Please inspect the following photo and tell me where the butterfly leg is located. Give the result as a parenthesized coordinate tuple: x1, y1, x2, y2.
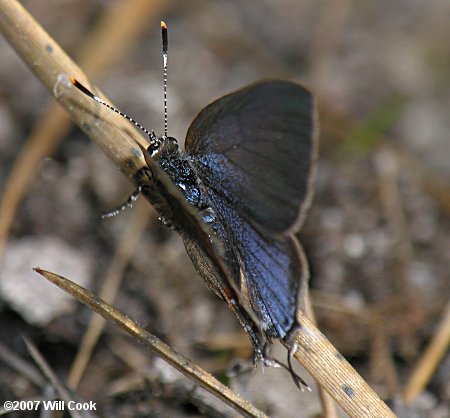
(252, 340, 310, 390)
(102, 185, 142, 218)
(285, 325, 311, 391)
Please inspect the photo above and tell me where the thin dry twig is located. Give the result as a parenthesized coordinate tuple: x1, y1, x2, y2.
(304, 293, 339, 418)
(289, 310, 397, 418)
(0, 1, 397, 417)
(367, 310, 400, 395)
(403, 298, 450, 404)
(34, 268, 269, 418)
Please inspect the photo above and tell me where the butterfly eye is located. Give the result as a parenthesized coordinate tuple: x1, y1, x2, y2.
(163, 136, 179, 153)
(147, 141, 160, 156)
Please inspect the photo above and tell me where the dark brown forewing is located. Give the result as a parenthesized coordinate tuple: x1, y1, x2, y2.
(185, 81, 318, 235)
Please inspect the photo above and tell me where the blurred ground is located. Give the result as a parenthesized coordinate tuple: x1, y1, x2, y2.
(0, 0, 449, 417)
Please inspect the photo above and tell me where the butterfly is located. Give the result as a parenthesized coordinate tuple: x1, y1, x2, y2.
(71, 21, 318, 389)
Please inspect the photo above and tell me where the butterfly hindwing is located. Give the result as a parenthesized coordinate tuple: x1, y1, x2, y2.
(206, 189, 305, 339)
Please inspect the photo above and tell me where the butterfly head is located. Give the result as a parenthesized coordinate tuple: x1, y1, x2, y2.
(147, 135, 179, 158)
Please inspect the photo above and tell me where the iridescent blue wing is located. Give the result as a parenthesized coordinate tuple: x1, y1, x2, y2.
(185, 81, 318, 236)
(206, 188, 306, 339)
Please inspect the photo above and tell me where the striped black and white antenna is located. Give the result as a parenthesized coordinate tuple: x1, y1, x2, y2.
(161, 20, 169, 139)
(69, 77, 159, 147)
(69, 22, 173, 148)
